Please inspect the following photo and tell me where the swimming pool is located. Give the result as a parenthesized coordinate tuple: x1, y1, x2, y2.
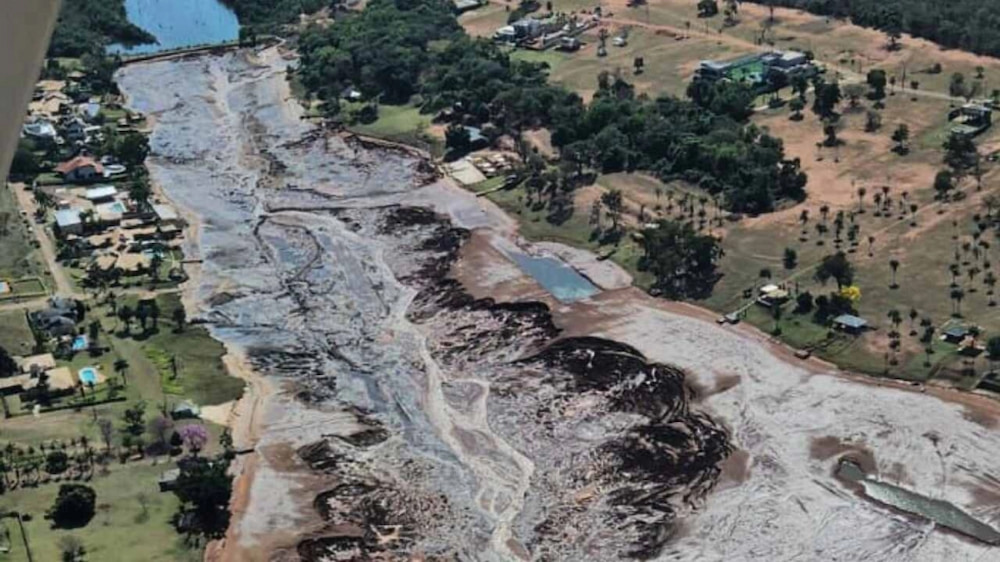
(71, 335, 88, 351)
(108, 201, 127, 214)
(79, 367, 98, 386)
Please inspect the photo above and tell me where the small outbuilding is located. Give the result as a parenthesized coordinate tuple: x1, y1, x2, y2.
(832, 314, 868, 334)
(158, 468, 181, 492)
(171, 400, 201, 420)
(54, 208, 83, 235)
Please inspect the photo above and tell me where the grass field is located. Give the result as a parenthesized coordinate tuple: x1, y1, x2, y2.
(0, 186, 45, 282)
(347, 103, 443, 155)
(0, 310, 35, 356)
(451, 1, 1000, 384)
(0, 464, 200, 562)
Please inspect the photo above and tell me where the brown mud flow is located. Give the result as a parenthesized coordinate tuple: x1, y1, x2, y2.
(116, 48, 733, 560)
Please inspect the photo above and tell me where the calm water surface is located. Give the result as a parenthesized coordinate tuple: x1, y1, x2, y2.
(108, 0, 239, 55)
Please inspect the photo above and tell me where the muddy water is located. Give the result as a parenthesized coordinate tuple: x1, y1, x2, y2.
(117, 50, 729, 560)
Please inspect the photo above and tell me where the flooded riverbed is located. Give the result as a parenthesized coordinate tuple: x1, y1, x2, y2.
(117, 47, 1000, 561)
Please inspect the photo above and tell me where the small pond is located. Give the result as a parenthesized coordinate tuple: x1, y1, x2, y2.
(507, 251, 599, 303)
(108, 0, 240, 55)
(838, 460, 1000, 545)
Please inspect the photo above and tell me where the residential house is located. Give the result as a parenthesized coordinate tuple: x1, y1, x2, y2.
(158, 468, 181, 492)
(153, 204, 183, 226)
(55, 155, 104, 183)
(171, 400, 201, 420)
(30, 298, 79, 338)
(84, 185, 118, 203)
(54, 208, 84, 236)
(22, 119, 60, 143)
(832, 314, 868, 335)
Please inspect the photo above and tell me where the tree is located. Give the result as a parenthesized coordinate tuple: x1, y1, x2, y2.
(112, 131, 150, 169)
(791, 73, 809, 100)
(46, 450, 70, 474)
(600, 189, 624, 233)
(880, 4, 903, 50)
(113, 358, 129, 387)
(867, 69, 887, 101)
(788, 97, 805, 120)
(0, 346, 17, 379)
(812, 79, 842, 118)
(891, 123, 909, 154)
(98, 418, 114, 453)
(58, 535, 86, 562)
(9, 139, 40, 179)
(783, 247, 798, 270)
(639, 220, 723, 299)
(844, 83, 865, 108)
(122, 400, 146, 438)
(951, 287, 965, 316)
(795, 291, 814, 313)
(172, 306, 187, 332)
(179, 424, 209, 456)
(950, 72, 967, 98)
(47, 484, 96, 528)
(987, 336, 1000, 373)
(127, 175, 152, 208)
(697, 0, 719, 18)
(889, 258, 900, 288)
(148, 416, 174, 453)
(173, 456, 233, 538)
(633, 56, 644, 75)
(933, 170, 954, 201)
(814, 252, 854, 289)
(865, 109, 882, 132)
(118, 305, 135, 335)
(943, 132, 979, 174)
(444, 123, 471, 154)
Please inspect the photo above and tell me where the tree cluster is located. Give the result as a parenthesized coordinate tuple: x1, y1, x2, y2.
(639, 220, 724, 299)
(47, 0, 155, 57)
(746, 0, 1000, 59)
(296, 1, 808, 215)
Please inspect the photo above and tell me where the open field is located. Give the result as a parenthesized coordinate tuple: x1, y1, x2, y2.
(0, 310, 35, 356)
(0, 464, 199, 562)
(450, 0, 1000, 384)
(0, 186, 46, 283)
(347, 103, 443, 155)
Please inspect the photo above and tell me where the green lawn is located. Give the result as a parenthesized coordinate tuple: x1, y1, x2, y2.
(348, 103, 442, 154)
(0, 187, 45, 282)
(0, 310, 35, 356)
(0, 464, 200, 562)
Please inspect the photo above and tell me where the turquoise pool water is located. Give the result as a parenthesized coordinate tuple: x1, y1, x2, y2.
(108, 0, 240, 55)
(79, 367, 98, 386)
(71, 336, 88, 351)
(108, 201, 127, 214)
(508, 252, 599, 303)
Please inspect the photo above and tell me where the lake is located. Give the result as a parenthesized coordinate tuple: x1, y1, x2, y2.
(108, 0, 239, 55)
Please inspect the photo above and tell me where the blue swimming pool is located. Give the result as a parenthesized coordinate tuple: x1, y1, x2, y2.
(108, 201, 127, 214)
(79, 367, 98, 386)
(71, 335, 88, 351)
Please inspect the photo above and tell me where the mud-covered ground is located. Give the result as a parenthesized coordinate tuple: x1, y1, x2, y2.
(117, 49, 730, 561)
(118, 47, 1000, 562)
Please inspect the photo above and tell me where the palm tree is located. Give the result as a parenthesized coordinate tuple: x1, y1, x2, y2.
(114, 358, 129, 387)
(908, 308, 919, 335)
(887, 309, 902, 333)
(857, 186, 867, 213)
(867, 235, 876, 256)
(985, 271, 997, 306)
(951, 288, 966, 316)
(889, 259, 900, 288)
(949, 263, 960, 287)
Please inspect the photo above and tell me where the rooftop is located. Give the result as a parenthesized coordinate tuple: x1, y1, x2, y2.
(84, 185, 118, 200)
(833, 314, 868, 329)
(55, 208, 82, 228)
(55, 155, 104, 175)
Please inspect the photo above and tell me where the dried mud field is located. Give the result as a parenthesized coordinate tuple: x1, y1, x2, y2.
(117, 47, 1000, 561)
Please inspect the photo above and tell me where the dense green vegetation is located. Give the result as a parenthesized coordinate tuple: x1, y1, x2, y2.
(298, 0, 461, 104)
(297, 0, 807, 214)
(222, 0, 328, 28)
(47, 0, 154, 57)
(749, 0, 1000, 58)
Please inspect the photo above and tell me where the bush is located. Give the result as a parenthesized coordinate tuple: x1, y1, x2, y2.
(46, 451, 70, 475)
(47, 484, 96, 528)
